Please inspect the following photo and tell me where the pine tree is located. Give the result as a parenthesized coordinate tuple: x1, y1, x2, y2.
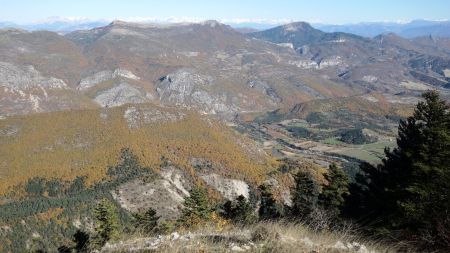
(258, 184, 282, 220)
(93, 198, 120, 247)
(178, 186, 212, 227)
(319, 163, 349, 216)
(73, 230, 90, 252)
(347, 90, 450, 247)
(221, 195, 256, 224)
(133, 208, 160, 234)
(291, 171, 319, 218)
(399, 90, 450, 246)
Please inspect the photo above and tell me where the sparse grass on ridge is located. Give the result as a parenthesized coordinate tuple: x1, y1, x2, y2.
(102, 221, 411, 253)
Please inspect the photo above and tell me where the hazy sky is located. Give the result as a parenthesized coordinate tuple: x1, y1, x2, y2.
(1, 0, 449, 24)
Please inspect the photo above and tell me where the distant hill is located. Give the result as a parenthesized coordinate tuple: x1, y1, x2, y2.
(233, 27, 260, 34)
(249, 21, 450, 94)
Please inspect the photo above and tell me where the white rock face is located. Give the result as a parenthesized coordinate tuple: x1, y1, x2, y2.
(0, 62, 70, 114)
(201, 173, 250, 200)
(113, 69, 140, 80)
(156, 69, 237, 114)
(318, 56, 343, 69)
(328, 38, 347, 43)
(288, 60, 319, 69)
(78, 71, 112, 90)
(94, 82, 148, 107)
(112, 167, 191, 220)
(362, 75, 378, 83)
(277, 43, 294, 49)
(78, 68, 140, 90)
(0, 62, 67, 90)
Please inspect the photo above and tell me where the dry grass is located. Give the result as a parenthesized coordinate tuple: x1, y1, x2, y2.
(103, 221, 407, 253)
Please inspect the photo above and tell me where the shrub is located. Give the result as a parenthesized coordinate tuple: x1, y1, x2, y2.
(258, 184, 283, 220)
(133, 208, 160, 234)
(339, 128, 374, 144)
(286, 126, 313, 139)
(221, 195, 256, 225)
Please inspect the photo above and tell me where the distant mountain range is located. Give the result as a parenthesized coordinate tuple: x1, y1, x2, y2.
(314, 19, 450, 38)
(0, 20, 109, 34)
(1, 19, 450, 38)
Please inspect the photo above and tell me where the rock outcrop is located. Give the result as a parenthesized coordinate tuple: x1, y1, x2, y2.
(112, 167, 191, 220)
(0, 62, 67, 90)
(201, 173, 250, 200)
(93, 82, 150, 107)
(78, 68, 140, 90)
(156, 69, 237, 114)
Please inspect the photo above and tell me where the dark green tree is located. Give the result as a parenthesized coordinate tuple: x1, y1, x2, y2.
(221, 195, 256, 225)
(133, 208, 160, 234)
(66, 176, 86, 195)
(25, 177, 47, 197)
(318, 163, 349, 216)
(178, 186, 212, 227)
(107, 148, 143, 180)
(291, 171, 319, 218)
(347, 90, 450, 248)
(73, 230, 90, 252)
(258, 184, 282, 220)
(93, 198, 120, 247)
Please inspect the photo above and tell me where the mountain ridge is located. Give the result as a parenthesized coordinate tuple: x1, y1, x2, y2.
(0, 19, 449, 119)
(2, 18, 450, 38)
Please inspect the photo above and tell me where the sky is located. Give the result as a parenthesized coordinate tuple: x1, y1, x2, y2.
(0, 0, 449, 25)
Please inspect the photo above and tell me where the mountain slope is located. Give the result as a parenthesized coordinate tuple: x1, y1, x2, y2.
(249, 22, 450, 95)
(0, 103, 271, 194)
(0, 21, 367, 117)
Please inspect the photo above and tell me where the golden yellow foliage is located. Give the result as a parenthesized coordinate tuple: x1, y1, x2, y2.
(210, 211, 229, 232)
(0, 104, 271, 194)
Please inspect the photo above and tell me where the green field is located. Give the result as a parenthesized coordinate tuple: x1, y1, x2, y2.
(334, 140, 396, 163)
